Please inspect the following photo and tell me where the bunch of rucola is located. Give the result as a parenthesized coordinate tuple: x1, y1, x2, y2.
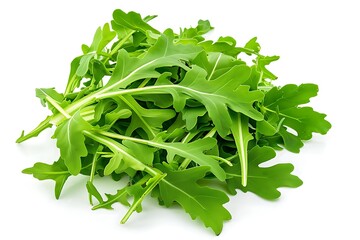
(17, 9, 331, 235)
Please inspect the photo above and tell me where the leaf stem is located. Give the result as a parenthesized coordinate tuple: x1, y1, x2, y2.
(45, 96, 71, 119)
(105, 31, 135, 62)
(83, 131, 158, 177)
(120, 174, 166, 224)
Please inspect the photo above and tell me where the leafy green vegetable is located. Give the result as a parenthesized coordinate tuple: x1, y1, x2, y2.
(225, 146, 303, 199)
(22, 158, 71, 199)
(158, 165, 231, 235)
(53, 111, 93, 175)
(18, 8, 331, 235)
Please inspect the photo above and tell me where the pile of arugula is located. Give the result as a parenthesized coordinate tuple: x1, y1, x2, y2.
(17, 9, 331, 235)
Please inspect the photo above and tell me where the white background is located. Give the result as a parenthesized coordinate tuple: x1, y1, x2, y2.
(0, 0, 359, 239)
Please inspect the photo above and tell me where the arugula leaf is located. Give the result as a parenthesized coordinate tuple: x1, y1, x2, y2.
(53, 112, 93, 175)
(226, 146, 303, 199)
(18, 8, 331, 235)
(156, 65, 263, 136)
(256, 55, 280, 80)
(158, 165, 231, 235)
(96, 132, 227, 181)
(22, 158, 70, 199)
(105, 30, 203, 89)
(36, 88, 69, 114)
(230, 113, 253, 186)
(118, 95, 175, 139)
(112, 9, 159, 34)
(260, 84, 332, 152)
(244, 37, 261, 54)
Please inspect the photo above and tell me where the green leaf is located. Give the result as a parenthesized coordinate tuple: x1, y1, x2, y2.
(244, 37, 261, 53)
(121, 174, 166, 223)
(76, 53, 95, 77)
(95, 132, 226, 181)
(96, 23, 116, 54)
(86, 181, 104, 204)
(230, 113, 253, 187)
(35, 88, 69, 114)
(76, 23, 116, 77)
(105, 30, 203, 89)
(199, 37, 242, 57)
(83, 132, 149, 172)
(178, 19, 213, 43)
(118, 95, 175, 139)
(53, 112, 93, 175)
(104, 152, 123, 175)
(158, 165, 231, 235)
(93, 188, 129, 210)
(262, 84, 331, 152)
(22, 158, 70, 199)
(181, 107, 207, 130)
(256, 55, 280, 80)
(159, 138, 226, 181)
(225, 146, 303, 199)
(150, 65, 264, 137)
(122, 140, 155, 167)
(113, 9, 159, 34)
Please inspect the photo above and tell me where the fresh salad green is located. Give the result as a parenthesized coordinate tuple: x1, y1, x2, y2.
(18, 9, 331, 235)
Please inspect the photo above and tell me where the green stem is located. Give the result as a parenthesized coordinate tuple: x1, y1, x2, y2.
(83, 131, 158, 177)
(16, 116, 52, 143)
(64, 75, 79, 96)
(210, 156, 233, 166)
(104, 31, 135, 62)
(137, 78, 152, 88)
(120, 174, 166, 224)
(263, 106, 300, 122)
(45, 96, 71, 119)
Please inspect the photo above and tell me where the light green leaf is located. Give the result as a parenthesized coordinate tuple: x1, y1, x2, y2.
(104, 152, 123, 175)
(22, 158, 70, 199)
(256, 55, 280, 80)
(261, 84, 331, 152)
(96, 132, 226, 181)
(93, 188, 129, 210)
(105, 30, 203, 89)
(96, 23, 116, 54)
(151, 65, 264, 137)
(112, 9, 159, 34)
(158, 165, 231, 235)
(76, 53, 95, 77)
(244, 37, 261, 53)
(230, 113, 253, 187)
(225, 146, 303, 199)
(122, 140, 155, 167)
(159, 138, 226, 180)
(53, 112, 93, 175)
(118, 95, 175, 139)
(86, 181, 104, 204)
(35, 88, 69, 114)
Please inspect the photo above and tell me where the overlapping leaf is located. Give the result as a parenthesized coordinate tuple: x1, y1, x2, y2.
(18, 8, 331, 236)
(259, 84, 332, 152)
(105, 30, 203, 89)
(158, 165, 231, 235)
(225, 146, 303, 199)
(53, 112, 93, 175)
(151, 65, 264, 136)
